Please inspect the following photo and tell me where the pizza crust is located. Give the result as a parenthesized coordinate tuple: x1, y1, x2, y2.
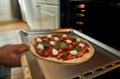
(28, 35, 95, 64)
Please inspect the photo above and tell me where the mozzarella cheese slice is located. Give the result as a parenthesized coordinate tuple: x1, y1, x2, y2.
(50, 41, 55, 45)
(47, 34, 52, 38)
(66, 39, 72, 43)
(62, 34, 67, 38)
(36, 38, 42, 42)
(38, 44, 44, 49)
(52, 49, 58, 55)
(76, 38, 81, 42)
(70, 50, 78, 55)
(79, 43, 85, 48)
(54, 37, 59, 41)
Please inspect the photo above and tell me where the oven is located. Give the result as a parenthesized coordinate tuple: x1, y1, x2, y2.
(60, 0, 120, 50)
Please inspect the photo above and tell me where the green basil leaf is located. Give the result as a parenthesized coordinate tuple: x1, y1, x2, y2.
(43, 40, 50, 43)
(71, 38, 76, 42)
(38, 50, 45, 54)
(43, 43, 49, 47)
(71, 47, 80, 52)
(52, 45, 58, 49)
(59, 42, 67, 49)
(60, 53, 67, 58)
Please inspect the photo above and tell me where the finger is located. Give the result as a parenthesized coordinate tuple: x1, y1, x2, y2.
(14, 44, 29, 53)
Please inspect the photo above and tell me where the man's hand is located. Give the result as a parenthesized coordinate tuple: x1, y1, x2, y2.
(0, 44, 29, 67)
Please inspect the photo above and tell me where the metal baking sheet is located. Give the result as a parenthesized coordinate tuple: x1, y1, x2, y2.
(17, 28, 120, 79)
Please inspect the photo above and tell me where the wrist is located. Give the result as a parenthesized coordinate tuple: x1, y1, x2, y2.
(0, 47, 4, 65)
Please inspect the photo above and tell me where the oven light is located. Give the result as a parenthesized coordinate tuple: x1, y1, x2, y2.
(117, 2, 120, 8)
(81, 10, 86, 12)
(76, 13, 85, 17)
(110, 2, 120, 8)
(76, 22, 84, 25)
(77, 4, 86, 8)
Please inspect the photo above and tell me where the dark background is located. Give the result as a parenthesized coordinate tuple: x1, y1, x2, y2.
(60, 0, 120, 50)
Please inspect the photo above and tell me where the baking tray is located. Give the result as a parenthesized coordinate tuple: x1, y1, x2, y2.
(17, 28, 120, 79)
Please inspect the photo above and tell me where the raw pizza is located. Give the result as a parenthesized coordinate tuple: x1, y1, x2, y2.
(29, 34, 94, 64)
